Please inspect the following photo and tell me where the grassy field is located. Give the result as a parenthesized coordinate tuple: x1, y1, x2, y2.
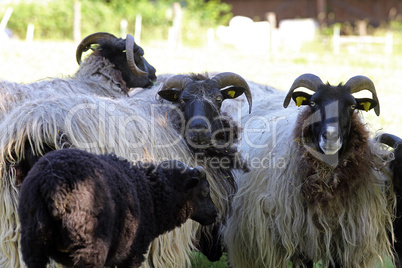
(1, 38, 401, 267)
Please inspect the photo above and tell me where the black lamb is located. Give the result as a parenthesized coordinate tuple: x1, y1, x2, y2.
(18, 148, 217, 268)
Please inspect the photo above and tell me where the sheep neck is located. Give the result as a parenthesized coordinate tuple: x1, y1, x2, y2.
(293, 110, 375, 209)
(147, 176, 189, 236)
(74, 53, 129, 96)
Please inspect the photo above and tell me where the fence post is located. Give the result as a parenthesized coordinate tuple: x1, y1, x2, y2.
(135, 14, 142, 45)
(0, 7, 13, 35)
(266, 12, 276, 53)
(73, 0, 81, 42)
(169, 2, 182, 49)
(333, 24, 340, 54)
(26, 23, 34, 42)
(207, 28, 215, 49)
(120, 19, 127, 38)
(385, 32, 393, 55)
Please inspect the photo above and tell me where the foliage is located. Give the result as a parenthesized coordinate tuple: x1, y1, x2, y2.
(191, 252, 228, 267)
(1, 0, 232, 45)
(4, 0, 74, 40)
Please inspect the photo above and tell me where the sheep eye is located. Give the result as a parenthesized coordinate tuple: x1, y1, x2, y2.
(350, 104, 356, 110)
(216, 96, 223, 103)
(310, 101, 316, 107)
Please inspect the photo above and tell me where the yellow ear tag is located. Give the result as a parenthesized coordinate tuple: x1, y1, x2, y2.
(227, 90, 236, 98)
(295, 96, 307, 107)
(362, 102, 371, 112)
(174, 93, 179, 100)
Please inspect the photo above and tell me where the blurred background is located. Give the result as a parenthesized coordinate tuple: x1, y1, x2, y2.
(1, 0, 401, 136)
(0, 1, 402, 267)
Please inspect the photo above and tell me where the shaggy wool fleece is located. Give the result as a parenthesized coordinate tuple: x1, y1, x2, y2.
(224, 106, 394, 267)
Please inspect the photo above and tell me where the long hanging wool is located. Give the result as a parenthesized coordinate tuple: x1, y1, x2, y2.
(0, 91, 243, 267)
(0, 53, 133, 121)
(223, 92, 395, 267)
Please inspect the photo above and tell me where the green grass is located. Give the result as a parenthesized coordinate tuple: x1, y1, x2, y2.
(191, 252, 395, 267)
(190, 252, 228, 268)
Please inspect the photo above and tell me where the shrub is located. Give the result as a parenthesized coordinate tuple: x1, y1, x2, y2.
(2, 0, 232, 45)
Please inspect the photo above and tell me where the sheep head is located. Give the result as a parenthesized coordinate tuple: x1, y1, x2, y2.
(158, 72, 252, 148)
(283, 73, 379, 156)
(76, 32, 156, 88)
(156, 160, 217, 226)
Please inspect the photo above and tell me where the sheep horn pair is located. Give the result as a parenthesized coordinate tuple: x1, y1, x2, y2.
(76, 32, 147, 76)
(161, 72, 253, 114)
(283, 73, 380, 116)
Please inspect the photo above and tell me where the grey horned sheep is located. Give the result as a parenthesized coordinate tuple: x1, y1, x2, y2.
(0, 32, 156, 120)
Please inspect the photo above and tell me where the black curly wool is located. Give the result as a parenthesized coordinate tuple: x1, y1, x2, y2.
(18, 149, 203, 268)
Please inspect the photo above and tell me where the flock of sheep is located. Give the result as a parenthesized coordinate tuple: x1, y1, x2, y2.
(0, 31, 401, 268)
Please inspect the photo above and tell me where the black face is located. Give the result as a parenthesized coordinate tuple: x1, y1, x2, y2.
(156, 160, 217, 225)
(292, 85, 377, 156)
(99, 39, 156, 88)
(158, 79, 245, 149)
(188, 177, 217, 226)
(309, 87, 355, 155)
(179, 81, 224, 147)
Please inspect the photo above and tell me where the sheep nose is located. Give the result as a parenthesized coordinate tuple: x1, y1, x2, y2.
(189, 118, 209, 130)
(322, 130, 340, 142)
(188, 119, 211, 145)
(188, 128, 211, 145)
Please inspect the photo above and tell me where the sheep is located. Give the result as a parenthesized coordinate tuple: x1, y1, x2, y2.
(154, 72, 252, 261)
(0, 95, 200, 268)
(156, 72, 252, 201)
(18, 148, 217, 268)
(223, 74, 395, 267)
(0, 32, 156, 120)
(377, 132, 402, 268)
(0, 71, 252, 267)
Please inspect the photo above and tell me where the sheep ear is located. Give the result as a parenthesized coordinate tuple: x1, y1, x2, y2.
(157, 89, 182, 102)
(291, 92, 312, 107)
(184, 177, 200, 191)
(355, 98, 378, 113)
(221, 86, 246, 100)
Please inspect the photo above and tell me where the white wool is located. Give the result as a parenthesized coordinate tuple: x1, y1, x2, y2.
(0, 54, 129, 121)
(222, 83, 394, 267)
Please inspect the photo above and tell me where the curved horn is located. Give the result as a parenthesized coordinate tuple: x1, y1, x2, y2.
(283, 73, 324, 108)
(125, 34, 148, 76)
(344, 75, 380, 116)
(211, 72, 252, 114)
(376, 133, 402, 148)
(161, 75, 193, 91)
(76, 32, 117, 65)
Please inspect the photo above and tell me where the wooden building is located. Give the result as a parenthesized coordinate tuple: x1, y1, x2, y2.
(221, 0, 402, 26)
